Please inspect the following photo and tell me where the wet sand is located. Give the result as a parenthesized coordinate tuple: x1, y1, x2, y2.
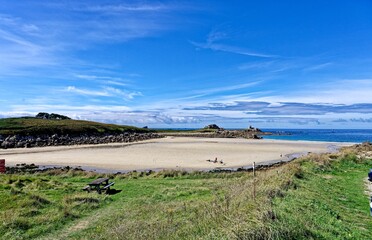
(0, 137, 351, 172)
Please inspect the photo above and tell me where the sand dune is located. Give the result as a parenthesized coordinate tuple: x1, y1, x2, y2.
(0, 137, 351, 172)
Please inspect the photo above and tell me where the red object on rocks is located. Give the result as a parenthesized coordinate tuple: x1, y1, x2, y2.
(0, 159, 5, 173)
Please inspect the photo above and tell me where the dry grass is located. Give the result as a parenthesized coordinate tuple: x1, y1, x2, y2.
(72, 162, 303, 240)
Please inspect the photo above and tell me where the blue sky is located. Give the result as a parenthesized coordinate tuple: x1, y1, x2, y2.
(1, 0, 372, 129)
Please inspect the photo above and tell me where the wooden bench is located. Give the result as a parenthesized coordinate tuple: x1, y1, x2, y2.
(83, 178, 115, 194)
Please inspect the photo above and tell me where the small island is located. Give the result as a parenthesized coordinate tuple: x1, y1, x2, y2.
(157, 123, 269, 139)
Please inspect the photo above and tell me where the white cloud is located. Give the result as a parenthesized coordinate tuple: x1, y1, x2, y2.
(82, 3, 174, 12)
(303, 62, 333, 71)
(66, 86, 111, 97)
(188, 81, 262, 97)
(191, 41, 277, 58)
(74, 74, 129, 86)
(104, 87, 142, 100)
(191, 28, 277, 58)
(258, 79, 372, 104)
(9, 104, 131, 113)
(0, 2, 189, 77)
(65, 86, 142, 100)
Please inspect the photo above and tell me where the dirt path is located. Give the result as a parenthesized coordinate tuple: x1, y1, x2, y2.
(41, 203, 117, 240)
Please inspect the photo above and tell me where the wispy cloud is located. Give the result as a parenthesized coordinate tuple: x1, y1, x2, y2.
(10, 104, 131, 113)
(81, 3, 174, 12)
(237, 58, 331, 74)
(184, 101, 372, 115)
(350, 118, 372, 123)
(303, 62, 333, 71)
(56, 2, 188, 43)
(66, 86, 142, 100)
(0, 27, 57, 74)
(247, 117, 321, 126)
(66, 86, 111, 97)
(0, 107, 200, 126)
(191, 41, 277, 58)
(191, 29, 277, 58)
(74, 74, 129, 86)
(191, 81, 261, 97)
(262, 79, 372, 104)
(0, 1, 189, 77)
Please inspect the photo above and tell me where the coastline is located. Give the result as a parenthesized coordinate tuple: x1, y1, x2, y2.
(0, 137, 352, 173)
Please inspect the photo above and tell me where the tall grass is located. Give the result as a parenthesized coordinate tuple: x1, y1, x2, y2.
(67, 163, 302, 239)
(0, 172, 109, 239)
(70, 148, 372, 239)
(2, 143, 372, 239)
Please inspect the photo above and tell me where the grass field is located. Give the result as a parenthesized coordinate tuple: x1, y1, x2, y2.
(0, 117, 148, 136)
(1, 146, 372, 239)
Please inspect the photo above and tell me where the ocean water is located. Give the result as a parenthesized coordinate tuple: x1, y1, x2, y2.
(261, 129, 372, 143)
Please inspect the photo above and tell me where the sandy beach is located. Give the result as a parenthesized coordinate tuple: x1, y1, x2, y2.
(0, 137, 351, 172)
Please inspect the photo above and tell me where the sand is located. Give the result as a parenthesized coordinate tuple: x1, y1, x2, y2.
(0, 137, 351, 172)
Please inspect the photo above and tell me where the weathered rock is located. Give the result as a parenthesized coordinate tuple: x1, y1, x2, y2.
(204, 124, 221, 130)
(16, 141, 26, 148)
(0, 132, 163, 149)
(159, 127, 267, 140)
(253, 134, 262, 139)
(1, 141, 14, 148)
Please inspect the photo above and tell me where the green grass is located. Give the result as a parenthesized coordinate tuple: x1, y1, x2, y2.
(1, 149, 372, 239)
(0, 171, 111, 239)
(0, 117, 149, 136)
(269, 154, 372, 239)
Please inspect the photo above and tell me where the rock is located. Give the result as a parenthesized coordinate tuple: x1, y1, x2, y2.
(1, 141, 14, 148)
(35, 112, 70, 120)
(16, 141, 25, 148)
(6, 135, 17, 142)
(204, 124, 221, 130)
(253, 134, 262, 139)
(0, 132, 163, 149)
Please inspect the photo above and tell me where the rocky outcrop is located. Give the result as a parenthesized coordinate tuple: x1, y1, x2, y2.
(214, 129, 263, 139)
(35, 112, 71, 120)
(0, 132, 162, 149)
(204, 124, 222, 130)
(160, 128, 267, 139)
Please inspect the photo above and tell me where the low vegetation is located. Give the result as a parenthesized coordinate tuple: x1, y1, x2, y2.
(0, 117, 149, 136)
(1, 144, 372, 239)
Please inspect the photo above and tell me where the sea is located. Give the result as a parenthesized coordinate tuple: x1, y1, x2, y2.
(261, 129, 372, 143)
(158, 128, 372, 143)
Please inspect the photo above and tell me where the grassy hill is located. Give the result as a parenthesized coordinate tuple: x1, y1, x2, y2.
(0, 117, 148, 136)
